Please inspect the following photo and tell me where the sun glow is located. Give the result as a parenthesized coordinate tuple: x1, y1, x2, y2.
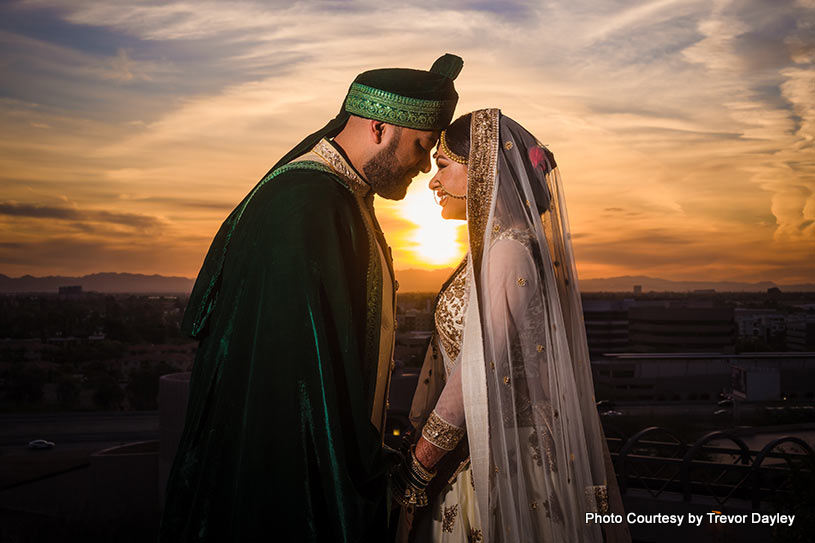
(379, 172, 467, 268)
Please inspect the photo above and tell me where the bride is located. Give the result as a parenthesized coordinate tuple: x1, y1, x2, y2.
(392, 109, 631, 542)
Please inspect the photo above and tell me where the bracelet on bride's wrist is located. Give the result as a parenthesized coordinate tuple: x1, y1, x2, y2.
(391, 446, 437, 508)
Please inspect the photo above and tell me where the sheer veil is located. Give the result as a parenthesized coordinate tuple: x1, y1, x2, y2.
(460, 109, 629, 542)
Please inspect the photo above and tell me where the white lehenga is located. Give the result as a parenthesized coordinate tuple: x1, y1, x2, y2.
(415, 236, 576, 542)
(420, 259, 482, 542)
(407, 109, 631, 543)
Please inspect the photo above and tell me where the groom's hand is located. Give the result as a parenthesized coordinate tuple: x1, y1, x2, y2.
(394, 502, 415, 542)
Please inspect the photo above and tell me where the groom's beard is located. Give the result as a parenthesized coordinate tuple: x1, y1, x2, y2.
(363, 130, 414, 200)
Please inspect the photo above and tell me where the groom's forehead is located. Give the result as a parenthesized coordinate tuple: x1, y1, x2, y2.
(410, 128, 441, 145)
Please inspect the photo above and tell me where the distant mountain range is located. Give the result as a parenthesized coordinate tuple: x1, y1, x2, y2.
(578, 275, 815, 293)
(0, 273, 194, 293)
(1, 271, 813, 294)
(395, 271, 815, 293)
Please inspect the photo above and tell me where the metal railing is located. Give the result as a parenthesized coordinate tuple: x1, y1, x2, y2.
(610, 426, 815, 508)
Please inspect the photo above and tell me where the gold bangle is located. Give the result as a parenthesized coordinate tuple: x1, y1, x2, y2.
(394, 482, 430, 508)
(439, 130, 468, 164)
(390, 448, 436, 508)
(422, 411, 465, 451)
(411, 446, 437, 482)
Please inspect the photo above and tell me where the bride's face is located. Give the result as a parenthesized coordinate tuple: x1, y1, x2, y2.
(428, 149, 468, 220)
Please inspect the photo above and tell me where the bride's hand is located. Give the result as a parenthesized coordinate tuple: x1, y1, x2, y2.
(415, 435, 446, 470)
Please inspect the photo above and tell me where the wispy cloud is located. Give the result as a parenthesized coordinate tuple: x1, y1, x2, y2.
(0, 236, 205, 276)
(0, 201, 163, 231)
(1, 0, 813, 283)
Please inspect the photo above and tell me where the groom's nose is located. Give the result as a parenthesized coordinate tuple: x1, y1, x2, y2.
(418, 152, 432, 174)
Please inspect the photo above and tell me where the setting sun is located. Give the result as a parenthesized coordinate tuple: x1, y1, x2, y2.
(378, 171, 467, 269)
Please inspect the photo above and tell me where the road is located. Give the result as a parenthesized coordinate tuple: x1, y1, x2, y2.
(0, 411, 159, 453)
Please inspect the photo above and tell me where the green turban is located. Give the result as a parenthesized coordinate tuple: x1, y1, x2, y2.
(268, 53, 463, 174)
(345, 53, 463, 130)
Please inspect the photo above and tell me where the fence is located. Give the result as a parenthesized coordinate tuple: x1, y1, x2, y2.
(609, 426, 815, 508)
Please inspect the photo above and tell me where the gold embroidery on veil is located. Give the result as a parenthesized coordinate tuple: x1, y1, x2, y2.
(467, 109, 500, 275)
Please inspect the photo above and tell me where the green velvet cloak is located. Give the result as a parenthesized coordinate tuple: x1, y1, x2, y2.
(160, 163, 395, 542)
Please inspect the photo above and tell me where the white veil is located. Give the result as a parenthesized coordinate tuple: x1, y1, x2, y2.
(459, 109, 629, 542)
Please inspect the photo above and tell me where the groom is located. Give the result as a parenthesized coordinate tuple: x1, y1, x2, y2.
(160, 54, 463, 542)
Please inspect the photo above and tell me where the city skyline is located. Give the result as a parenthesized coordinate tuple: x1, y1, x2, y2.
(1, 0, 813, 283)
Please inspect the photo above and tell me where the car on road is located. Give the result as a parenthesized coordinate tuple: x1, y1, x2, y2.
(596, 400, 623, 416)
(27, 439, 55, 449)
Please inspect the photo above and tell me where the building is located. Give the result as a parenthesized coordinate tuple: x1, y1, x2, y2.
(787, 318, 815, 351)
(734, 308, 786, 342)
(396, 308, 434, 332)
(628, 306, 735, 353)
(592, 352, 815, 402)
(582, 299, 632, 357)
(58, 285, 82, 299)
(394, 330, 432, 368)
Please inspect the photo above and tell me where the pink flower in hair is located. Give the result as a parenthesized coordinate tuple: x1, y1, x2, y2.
(528, 145, 546, 169)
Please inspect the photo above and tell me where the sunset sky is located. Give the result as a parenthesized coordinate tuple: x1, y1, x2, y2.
(1, 0, 813, 284)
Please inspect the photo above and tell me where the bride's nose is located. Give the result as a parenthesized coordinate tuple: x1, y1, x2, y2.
(428, 176, 440, 190)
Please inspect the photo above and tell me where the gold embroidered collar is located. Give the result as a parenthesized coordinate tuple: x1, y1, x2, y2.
(311, 139, 371, 200)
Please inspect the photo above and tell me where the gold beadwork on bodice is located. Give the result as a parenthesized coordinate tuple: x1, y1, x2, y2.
(434, 261, 468, 364)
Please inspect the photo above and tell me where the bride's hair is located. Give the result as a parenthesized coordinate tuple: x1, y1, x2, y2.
(446, 111, 556, 217)
(443, 113, 472, 159)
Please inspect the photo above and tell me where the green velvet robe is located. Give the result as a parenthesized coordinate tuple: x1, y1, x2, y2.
(160, 162, 396, 542)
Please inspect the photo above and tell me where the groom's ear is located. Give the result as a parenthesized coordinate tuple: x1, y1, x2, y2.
(368, 120, 386, 145)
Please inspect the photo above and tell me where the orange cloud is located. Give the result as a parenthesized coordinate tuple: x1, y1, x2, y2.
(1, 0, 813, 285)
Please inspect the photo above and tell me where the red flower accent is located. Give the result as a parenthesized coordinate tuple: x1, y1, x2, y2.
(528, 146, 545, 169)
